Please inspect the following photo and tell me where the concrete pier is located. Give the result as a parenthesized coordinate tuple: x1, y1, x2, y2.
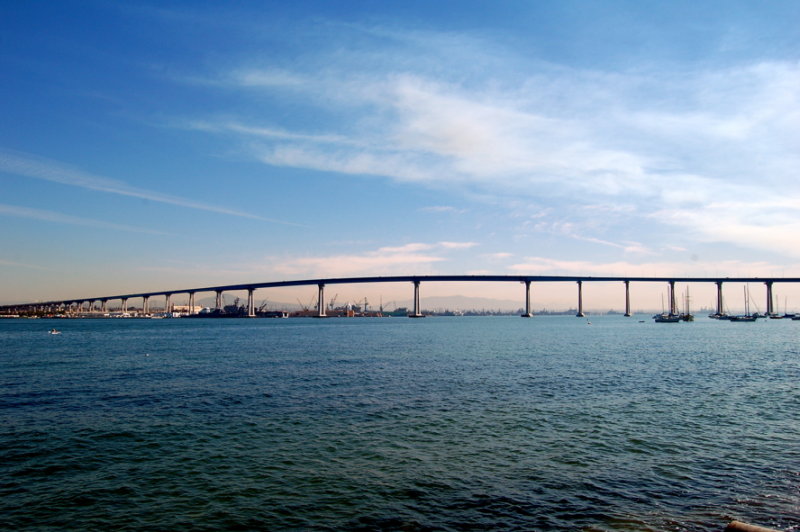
(247, 288, 255, 317)
(624, 280, 631, 317)
(188, 292, 195, 315)
(215, 290, 223, 311)
(142, 296, 150, 315)
(317, 284, 326, 317)
(410, 280, 423, 317)
(765, 281, 774, 315)
(668, 280, 677, 315)
(521, 280, 532, 317)
(576, 281, 585, 317)
(716, 281, 724, 316)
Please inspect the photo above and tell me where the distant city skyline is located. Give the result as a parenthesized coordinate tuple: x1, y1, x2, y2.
(2, 1, 799, 307)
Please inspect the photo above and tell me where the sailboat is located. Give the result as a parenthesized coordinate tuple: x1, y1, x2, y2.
(730, 285, 757, 322)
(654, 293, 680, 322)
(680, 287, 694, 321)
(781, 296, 795, 319)
(770, 293, 785, 319)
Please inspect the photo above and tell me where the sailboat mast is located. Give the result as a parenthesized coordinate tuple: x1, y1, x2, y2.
(744, 285, 749, 316)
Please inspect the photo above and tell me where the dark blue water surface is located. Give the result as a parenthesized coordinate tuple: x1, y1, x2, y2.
(1, 316, 798, 531)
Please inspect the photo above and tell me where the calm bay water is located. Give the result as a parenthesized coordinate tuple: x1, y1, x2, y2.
(1, 316, 798, 531)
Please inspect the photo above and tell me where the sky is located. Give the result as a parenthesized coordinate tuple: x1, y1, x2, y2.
(1, 0, 799, 311)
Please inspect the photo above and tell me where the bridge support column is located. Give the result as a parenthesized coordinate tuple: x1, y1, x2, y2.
(716, 281, 724, 316)
(316, 284, 326, 317)
(624, 280, 631, 317)
(521, 280, 532, 317)
(215, 291, 223, 311)
(576, 281, 585, 317)
(101, 300, 107, 313)
(188, 292, 196, 315)
(121, 298, 128, 313)
(410, 280, 423, 317)
(669, 281, 677, 315)
(247, 288, 256, 317)
(765, 281, 774, 316)
(143, 296, 150, 315)
(164, 294, 171, 314)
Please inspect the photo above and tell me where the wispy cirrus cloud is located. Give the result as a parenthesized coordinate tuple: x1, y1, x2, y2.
(183, 120, 358, 147)
(507, 256, 798, 278)
(230, 68, 309, 89)
(0, 150, 302, 226)
(0, 203, 171, 235)
(0, 257, 51, 270)
(419, 205, 466, 215)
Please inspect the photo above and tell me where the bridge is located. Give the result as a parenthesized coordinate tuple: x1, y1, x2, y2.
(3, 275, 800, 318)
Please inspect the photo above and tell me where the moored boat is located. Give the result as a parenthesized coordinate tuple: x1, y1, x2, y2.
(654, 313, 681, 323)
(730, 285, 758, 322)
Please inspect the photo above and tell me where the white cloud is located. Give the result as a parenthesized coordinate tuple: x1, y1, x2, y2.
(378, 243, 435, 254)
(438, 241, 477, 249)
(269, 241, 478, 278)
(651, 197, 800, 258)
(178, 28, 800, 258)
(483, 252, 513, 260)
(212, 59, 800, 193)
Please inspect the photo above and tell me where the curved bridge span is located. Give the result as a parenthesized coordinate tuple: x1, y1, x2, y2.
(4, 275, 800, 318)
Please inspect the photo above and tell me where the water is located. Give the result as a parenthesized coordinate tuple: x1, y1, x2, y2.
(1, 316, 798, 531)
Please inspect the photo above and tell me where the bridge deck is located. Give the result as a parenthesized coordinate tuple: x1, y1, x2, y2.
(3, 275, 800, 309)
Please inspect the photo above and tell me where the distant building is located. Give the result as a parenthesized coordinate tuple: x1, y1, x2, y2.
(172, 305, 202, 314)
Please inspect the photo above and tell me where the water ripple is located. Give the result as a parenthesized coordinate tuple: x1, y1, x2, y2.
(1, 316, 798, 530)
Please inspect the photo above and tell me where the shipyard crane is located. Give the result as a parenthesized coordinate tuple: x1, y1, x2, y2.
(329, 293, 338, 311)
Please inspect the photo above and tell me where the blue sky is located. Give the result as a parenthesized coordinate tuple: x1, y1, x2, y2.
(2, 1, 799, 310)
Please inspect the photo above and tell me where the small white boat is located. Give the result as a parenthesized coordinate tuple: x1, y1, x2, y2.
(48, 328, 61, 335)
